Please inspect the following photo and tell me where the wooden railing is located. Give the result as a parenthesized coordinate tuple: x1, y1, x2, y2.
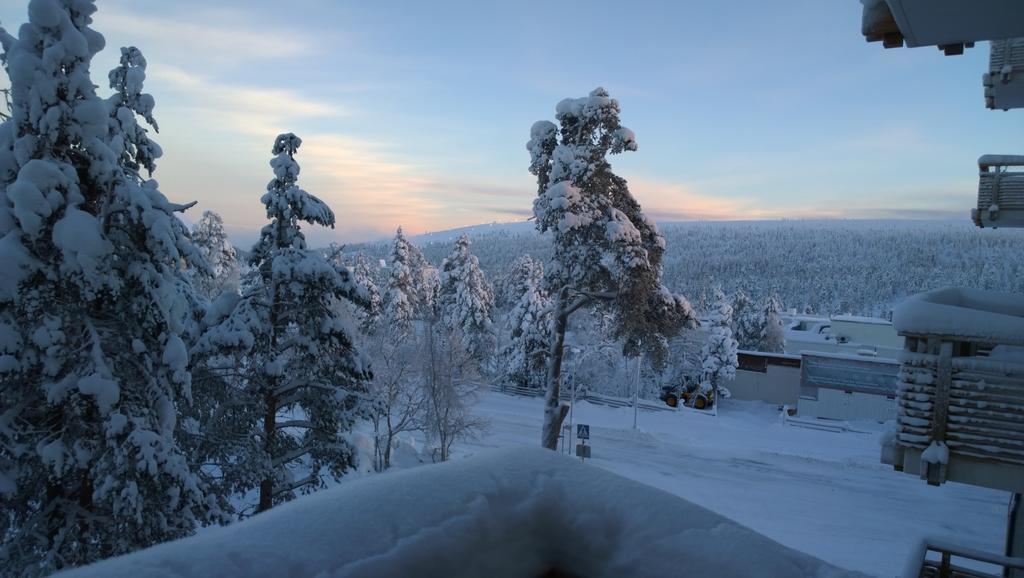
(913, 539, 1024, 578)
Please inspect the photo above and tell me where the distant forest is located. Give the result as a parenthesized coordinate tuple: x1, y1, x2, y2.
(347, 220, 1024, 318)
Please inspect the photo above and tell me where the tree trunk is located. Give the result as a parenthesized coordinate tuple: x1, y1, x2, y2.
(541, 287, 571, 450)
(257, 390, 276, 513)
(259, 296, 280, 513)
(383, 420, 393, 470)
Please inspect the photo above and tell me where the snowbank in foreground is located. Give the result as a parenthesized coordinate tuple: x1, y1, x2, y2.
(61, 448, 863, 578)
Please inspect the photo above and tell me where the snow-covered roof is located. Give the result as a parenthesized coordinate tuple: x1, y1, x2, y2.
(737, 349, 802, 361)
(978, 154, 1024, 168)
(800, 350, 900, 365)
(832, 315, 893, 326)
(892, 287, 1024, 345)
(62, 448, 862, 578)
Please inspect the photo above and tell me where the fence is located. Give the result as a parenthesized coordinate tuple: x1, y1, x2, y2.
(490, 383, 675, 413)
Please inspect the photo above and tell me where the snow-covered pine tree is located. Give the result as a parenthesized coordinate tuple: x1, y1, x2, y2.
(0, 5, 214, 572)
(439, 234, 495, 359)
(699, 287, 738, 397)
(730, 289, 759, 351)
(193, 133, 371, 514)
(757, 292, 786, 354)
(498, 256, 550, 390)
(191, 210, 240, 300)
(527, 87, 697, 449)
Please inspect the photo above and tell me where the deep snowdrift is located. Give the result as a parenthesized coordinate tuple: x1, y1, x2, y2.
(62, 447, 863, 578)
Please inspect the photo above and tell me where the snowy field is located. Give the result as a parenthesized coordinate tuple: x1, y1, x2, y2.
(434, 392, 1006, 578)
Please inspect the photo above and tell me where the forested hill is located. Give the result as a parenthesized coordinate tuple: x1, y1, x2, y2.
(344, 220, 1024, 317)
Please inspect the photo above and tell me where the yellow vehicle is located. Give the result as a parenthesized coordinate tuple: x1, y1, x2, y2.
(659, 379, 714, 410)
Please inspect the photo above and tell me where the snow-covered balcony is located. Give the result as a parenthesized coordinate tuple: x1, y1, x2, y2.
(61, 448, 860, 578)
(974, 155, 1024, 228)
(984, 38, 1024, 111)
(861, 0, 1024, 54)
(885, 288, 1024, 493)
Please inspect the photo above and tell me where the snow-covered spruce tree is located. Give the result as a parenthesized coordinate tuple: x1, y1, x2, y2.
(495, 254, 544, 310)
(439, 234, 495, 359)
(527, 87, 697, 449)
(193, 133, 370, 514)
(191, 210, 240, 300)
(730, 289, 759, 351)
(383, 227, 422, 336)
(350, 251, 382, 333)
(0, 5, 215, 573)
(756, 292, 786, 354)
(106, 46, 160, 181)
(699, 287, 738, 398)
(498, 256, 550, 390)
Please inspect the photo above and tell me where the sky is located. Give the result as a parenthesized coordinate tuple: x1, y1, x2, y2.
(2, 0, 1022, 247)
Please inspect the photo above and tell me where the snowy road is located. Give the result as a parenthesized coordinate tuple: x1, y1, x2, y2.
(456, 392, 1006, 578)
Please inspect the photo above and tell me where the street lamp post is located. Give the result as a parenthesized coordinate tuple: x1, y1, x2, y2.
(569, 347, 582, 453)
(633, 342, 643, 430)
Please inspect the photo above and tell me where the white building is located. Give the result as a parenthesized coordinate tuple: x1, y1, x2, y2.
(784, 314, 902, 359)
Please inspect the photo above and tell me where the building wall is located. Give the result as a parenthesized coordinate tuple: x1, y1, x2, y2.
(832, 319, 903, 350)
(730, 364, 801, 405)
(797, 388, 896, 422)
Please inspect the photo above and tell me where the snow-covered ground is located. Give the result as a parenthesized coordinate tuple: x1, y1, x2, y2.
(446, 392, 1006, 577)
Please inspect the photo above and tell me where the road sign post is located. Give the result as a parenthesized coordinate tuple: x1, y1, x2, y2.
(575, 424, 591, 461)
(576, 424, 589, 440)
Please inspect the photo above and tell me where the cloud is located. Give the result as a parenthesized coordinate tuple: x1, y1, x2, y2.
(629, 178, 761, 221)
(95, 5, 313, 64)
(153, 66, 346, 139)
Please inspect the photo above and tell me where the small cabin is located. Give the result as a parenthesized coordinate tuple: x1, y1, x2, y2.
(884, 287, 1024, 493)
(973, 155, 1024, 228)
(984, 38, 1024, 111)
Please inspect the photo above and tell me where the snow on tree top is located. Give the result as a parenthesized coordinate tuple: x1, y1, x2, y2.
(59, 448, 862, 578)
(892, 287, 1024, 345)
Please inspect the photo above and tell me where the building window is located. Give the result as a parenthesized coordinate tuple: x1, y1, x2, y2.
(738, 353, 768, 373)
